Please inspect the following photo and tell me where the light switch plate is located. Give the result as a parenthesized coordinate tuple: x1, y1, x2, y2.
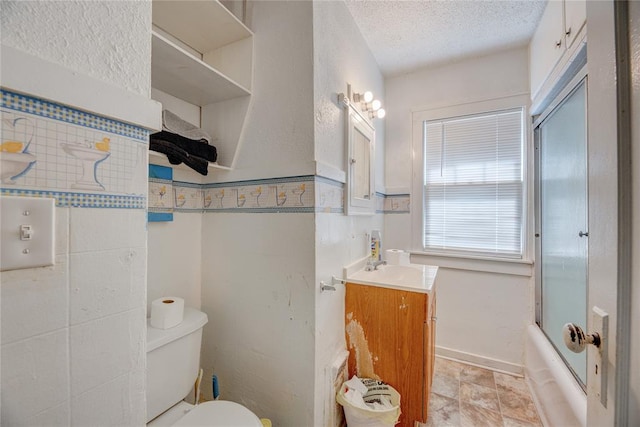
(1, 196, 55, 271)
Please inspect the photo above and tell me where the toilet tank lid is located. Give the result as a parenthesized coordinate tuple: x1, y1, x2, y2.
(147, 307, 208, 352)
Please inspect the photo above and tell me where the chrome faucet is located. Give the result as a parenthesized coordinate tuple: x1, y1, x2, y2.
(365, 258, 387, 271)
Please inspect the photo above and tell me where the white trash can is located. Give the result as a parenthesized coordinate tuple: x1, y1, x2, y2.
(336, 377, 401, 427)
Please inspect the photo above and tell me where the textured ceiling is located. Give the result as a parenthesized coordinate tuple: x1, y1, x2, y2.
(343, 0, 547, 76)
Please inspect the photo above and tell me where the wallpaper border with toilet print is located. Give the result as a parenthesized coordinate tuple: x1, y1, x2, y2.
(1, 89, 149, 209)
(160, 168, 411, 214)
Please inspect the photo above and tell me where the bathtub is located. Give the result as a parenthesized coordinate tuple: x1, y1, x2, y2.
(525, 325, 586, 427)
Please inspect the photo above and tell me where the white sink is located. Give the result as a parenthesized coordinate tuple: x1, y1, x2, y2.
(347, 263, 438, 294)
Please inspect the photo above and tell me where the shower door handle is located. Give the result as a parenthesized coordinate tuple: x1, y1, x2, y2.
(578, 231, 589, 237)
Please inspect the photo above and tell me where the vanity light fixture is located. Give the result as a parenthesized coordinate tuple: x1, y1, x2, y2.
(340, 84, 386, 120)
(353, 91, 373, 104)
(370, 108, 386, 119)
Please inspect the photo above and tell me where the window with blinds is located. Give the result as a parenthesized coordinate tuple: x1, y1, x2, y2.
(422, 108, 524, 258)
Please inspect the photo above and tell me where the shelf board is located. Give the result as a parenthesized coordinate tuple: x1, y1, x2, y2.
(151, 31, 250, 106)
(149, 150, 233, 171)
(152, 0, 252, 54)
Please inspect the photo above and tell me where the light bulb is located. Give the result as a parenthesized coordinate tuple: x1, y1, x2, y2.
(372, 99, 381, 111)
(376, 108, 386, 119)
(363, 91, 374, 103)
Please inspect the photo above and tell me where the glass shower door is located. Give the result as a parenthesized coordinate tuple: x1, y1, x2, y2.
(536, 79, 588, 386)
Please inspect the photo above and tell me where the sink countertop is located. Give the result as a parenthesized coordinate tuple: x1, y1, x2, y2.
(344, 260, 438, 294)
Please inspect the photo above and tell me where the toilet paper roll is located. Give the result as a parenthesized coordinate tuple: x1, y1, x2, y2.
(150, 297, 185, 329)
(385, 249, 410, 266)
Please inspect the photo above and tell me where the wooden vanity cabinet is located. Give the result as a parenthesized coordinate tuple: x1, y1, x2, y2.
(345, 282, 436, 427)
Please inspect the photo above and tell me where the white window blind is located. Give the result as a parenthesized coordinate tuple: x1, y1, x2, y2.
(423, 108, 524, 257)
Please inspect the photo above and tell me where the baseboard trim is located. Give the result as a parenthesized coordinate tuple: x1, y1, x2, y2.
(436, 346, 524, 376)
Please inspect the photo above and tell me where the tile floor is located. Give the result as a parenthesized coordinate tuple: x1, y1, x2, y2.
(426, 357, 543, 427)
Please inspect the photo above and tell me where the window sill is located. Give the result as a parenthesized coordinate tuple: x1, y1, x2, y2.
(409, 251, 533, 277)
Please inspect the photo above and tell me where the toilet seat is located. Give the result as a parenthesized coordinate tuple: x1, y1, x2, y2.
(173, 401, 263, 427)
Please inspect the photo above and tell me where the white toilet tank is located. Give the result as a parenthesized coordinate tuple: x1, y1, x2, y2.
(147, 307, 208, 423)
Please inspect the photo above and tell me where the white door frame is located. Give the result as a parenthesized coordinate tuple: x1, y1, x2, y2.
(585, 1, 632, 425)
(628, 1, 640, 424)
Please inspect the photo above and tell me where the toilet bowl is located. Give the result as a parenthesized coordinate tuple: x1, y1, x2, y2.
(146, 307, 262, 426)
(147, 400, 262, 427)
(175, 401, 261, 427)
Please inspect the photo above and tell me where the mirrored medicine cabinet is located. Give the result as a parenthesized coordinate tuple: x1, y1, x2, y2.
(343, 95, 376, 215)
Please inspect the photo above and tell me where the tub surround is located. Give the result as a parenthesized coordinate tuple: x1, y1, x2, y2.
(525, 325, 586, 426)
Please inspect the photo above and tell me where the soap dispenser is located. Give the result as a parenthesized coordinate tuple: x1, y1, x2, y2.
(371, 230, 382, 261)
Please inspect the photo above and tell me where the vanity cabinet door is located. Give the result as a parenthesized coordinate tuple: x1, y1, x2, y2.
(424, 292, 436, 417)
(345, 283, 434, 427)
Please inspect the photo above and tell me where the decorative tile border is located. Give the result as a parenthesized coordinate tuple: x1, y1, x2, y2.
(148, 165, 173, 221)
(202, 175, 316, 212)
(1, 89, 149, 209)
(315, 176, 344, 213)
(0, 188, 145, 208)
(1, 90, 148, 141)
(147, 161, 412, 215)
(380, 193, 410, 214)
(174, 181, 203, 211)
(0, 90, 410, 215)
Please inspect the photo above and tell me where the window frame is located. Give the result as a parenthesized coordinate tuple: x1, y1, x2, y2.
(411, 94, 533, 263)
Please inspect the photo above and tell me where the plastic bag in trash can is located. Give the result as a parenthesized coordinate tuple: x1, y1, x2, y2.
(336, 376, 401, 427)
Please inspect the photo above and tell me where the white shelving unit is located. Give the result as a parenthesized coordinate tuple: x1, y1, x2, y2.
(148, 150, 233, 171)
(150, 0, 253, 171)
(151, 31, 250, 106)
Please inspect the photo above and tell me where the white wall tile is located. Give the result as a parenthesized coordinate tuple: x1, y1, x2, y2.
(22, 402, 70, 427)
(69, 208, 146, 253)
(130, 142, 150, 196)
(2, 3, 151, 424)
(71, 369, 146, 427)
(1, 255, 68, 345)
(200, 213, 316, 423)
(55, 207, 69, 255)
(69, 248, 146, 324)
(127, 368, 147, 426)
(1, 330, 69, 425)
(147, 214, 201, 313)
(70, 308, 145, 397)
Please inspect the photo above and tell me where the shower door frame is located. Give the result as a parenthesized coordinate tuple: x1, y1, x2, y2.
(534, 67, 589, 390)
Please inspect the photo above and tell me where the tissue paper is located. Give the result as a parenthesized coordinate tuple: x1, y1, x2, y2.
(385, 249, 410, 265)
(150, 297, 185, 329)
